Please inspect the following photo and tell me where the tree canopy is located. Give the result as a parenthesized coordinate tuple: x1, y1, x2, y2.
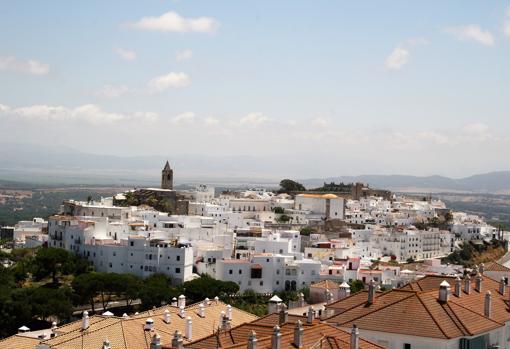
(278, 179, 306, 193)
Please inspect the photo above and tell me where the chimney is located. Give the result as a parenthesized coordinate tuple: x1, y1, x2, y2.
(179, 306, 186, 318)
(171, 297, 178, 307)
(205, 297, 210, 305)
(475, 273, 483, 293)
(226, 304, 232, 320)
(279, 304, 288, 325)
(350, 325, 359, 349)
(145, 318, 154, 331)
(150, 333, 162, 349)
(271, 326, 281, 349)
(220, 311, 226, 328)
(325, 289, 333, 304)
(178, 295, 186, 308)
(222, 313, 231, 330)
(185, 316, 192, 340)
(293, 320, 303, 349)
(464, 275, 471, 294)
(298, 293, 306, 307)
(438, 280, 451, 303)
(172, 331, 184, 349)
(164, 309, 171, 324)
(122, 313, 129, 319)
(51, 321, 57, 332)
(485, 291, 492, 317)
(307, 306, 314, 324)
(247, 331, 257, 349)
(339, 282, 351, 299)
(82, 311, 89, 330)
(367, 280, 376, 305)
(500, 277, 506, 295)
(102, 339, 111, 349)
(198, 303, 205, 317)
(214, 296, 220, 303)
(454, 277, 462, 297)
(479, 263, 485, 274)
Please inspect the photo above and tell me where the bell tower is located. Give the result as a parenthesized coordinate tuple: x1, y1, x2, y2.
(161, 161, 173, 190)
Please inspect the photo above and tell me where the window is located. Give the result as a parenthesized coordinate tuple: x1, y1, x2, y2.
(229, 269, 233, 275)
(403, 344, 411, 349)
(176, 256, 180, 261)
(259, 281, 263, 286)
(175, 268, 181, 273)
(130, 241, 134, 246)
(239, 270, 242, 274)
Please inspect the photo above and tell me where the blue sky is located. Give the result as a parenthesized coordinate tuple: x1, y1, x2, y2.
(0, 1, 509, 178)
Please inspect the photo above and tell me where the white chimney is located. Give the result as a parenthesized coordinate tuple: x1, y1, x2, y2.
(172, 330, 184, 349)
(485, 291, 492, 317)
(179, 306, 186, 318)
(350, 325, 359, 349)
(279, 304, 288, 325)
(82, 311, 89, 330)
(339, 282, 351, 299)
(464, 275, 471, 294)
(454, 277, 462, 297)
(293, 320, 303, 348)
(185, 316, 192, 340)
(307, 306, 314, 324)
(214, 296, 220, 303)
(164, 309, 171, 324)
(205, 298, 210, 305)
(145, 318, 154, 331)
(325, 288, 333, 304)
(122, 313, 129, 319)
(271, 326, 281, 349)
(178, 295, 186, 308)
(298, 293, 306, 307)
(171, 297, 178, 307)
(247, 330, 257, 349)
(151, 333, 162, 349)
(226, 304, 232, 320)
(367, 280, 376, 304)
(220, 311, 226, 328)
(51, 322, 57, 332)
(198, 303, 205, 317)
(500, 277, 506, 295)
(18, 326, 30, 334)
(475, 273, 483, 293)
(102, 339, 111, 349)
(479, 263, 485, 274)
(438, 280, 451, 303)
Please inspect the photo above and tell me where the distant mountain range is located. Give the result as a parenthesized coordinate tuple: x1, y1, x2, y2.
(300, 172, 510, 194)
(0, 142, 509, 193)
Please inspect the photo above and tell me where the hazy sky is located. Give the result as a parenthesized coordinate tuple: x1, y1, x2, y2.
(1, 1, 509, 178)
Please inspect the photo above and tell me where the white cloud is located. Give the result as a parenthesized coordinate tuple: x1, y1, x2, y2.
(171, 112, 195, 124)
(148, 72, 191, 93)
(0, 103, 157, 125)
(0, 56, 49, 75)
(204, 117, 219, 126)
(311, 117, 329, 128)
(446, 25, 494, 46)
(97, 84, 129, 98)
(239, 112, 269, 126)
(131, 11, 219, 34)
(114, 47, 137, 61)
(176, 49, 193, 62)
(384, 46, 409, 71)
(503, 8, 510, 37)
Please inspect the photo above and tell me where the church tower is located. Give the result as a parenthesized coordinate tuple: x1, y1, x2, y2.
(161, 161, 173, 190)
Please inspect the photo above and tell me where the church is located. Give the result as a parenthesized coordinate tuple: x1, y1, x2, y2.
(116, 161, 188, 215)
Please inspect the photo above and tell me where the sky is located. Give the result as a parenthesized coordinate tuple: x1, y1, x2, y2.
(0, 1, 509, 178)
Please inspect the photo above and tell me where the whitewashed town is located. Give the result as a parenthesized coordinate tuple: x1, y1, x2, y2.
(3, 162, 510, 349)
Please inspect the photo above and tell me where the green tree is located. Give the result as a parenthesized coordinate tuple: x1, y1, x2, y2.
(273, 207, 285, 214)
(29, 286, 73, 322)
(139, 274, 176, 310)
(32, 247, 73, 284)
(180, 275, 239, 303)
(72, 272, 102, 313)
(278, 179, 306, 193)
(349, 280, 364, 293)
